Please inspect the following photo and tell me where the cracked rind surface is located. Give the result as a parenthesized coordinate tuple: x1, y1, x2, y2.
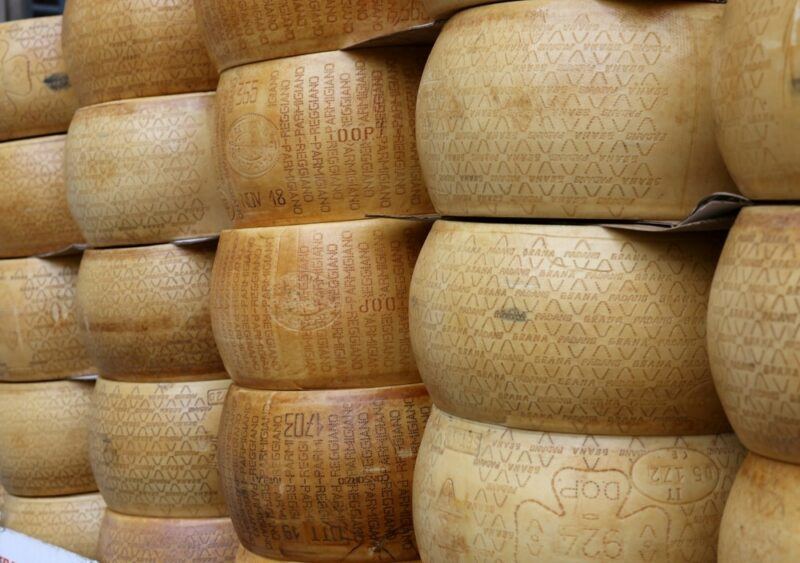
(65, 92, 231, 247)
(417, 0, 735, 220)
(712, 0, 800, 199)
(0, 379, 97, 496)
(0, 492, 105, 559)
(410, 220, 729, 435)
(0, 16, 78, 141)
(62, 0, 217, 106)
(414, 407, 745, 563)
(0, 135, 84, 258)
(708, 206, 800, 463)
(89, 378, 231, 517)
(76, 243, 225, 382)
(218, 383, 431, 561)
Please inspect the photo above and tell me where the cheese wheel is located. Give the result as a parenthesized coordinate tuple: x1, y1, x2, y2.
(195, 0, 432, 71)
(65, 93, 231, 248)
(0, 135, 84, 258)
(98, 510, 239, 562)
(211, 219, 429, 389)
(89, 378, 230, 517)
(712, 0, 799, 199)
(0, 379, 96, 497)
(0, 256, 94, 382)
(218, 383, 431, 561)
(415, 407, 744, 563)
(0, 16, 78, 142)
(409, 219, 728, 435)
(417, 0, 735, 220)
(216, 48, 433, 229)
(708, 207, 800, 464)
(76, 243, 225, 382)
(61, 0, 218, 107)
(718, 453, 800, 562)
(0, 492, 105, 559)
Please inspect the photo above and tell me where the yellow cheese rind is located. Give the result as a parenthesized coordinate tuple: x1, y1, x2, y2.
(415, 407, 745, 563)
(65, 93, 231, 247)
(0, 492, 105, 559)
(89, 378, 231, 517)
(211, 219, 429, 389)
(421, 0, 493, 18)
(718, 453, 800, 562)
(708, 207, 800, 463)
(195, 0, 432, 71)
(76, 243, 225, 382)
(417, 0, 735, 220)
(410, 220, 729, 435)
(235, 546, 301, 562)
(0, 379, 96, 497)
(98, 510, 239, 562)
(218, 384, 431, 561)
(0, 16, 78, 141)
(0, 256, 94, 382)
(712, 0, 800, 199)
(61, 0, 218, 106)
(216, 49, 433, 228)
(0, 135, 84, 258)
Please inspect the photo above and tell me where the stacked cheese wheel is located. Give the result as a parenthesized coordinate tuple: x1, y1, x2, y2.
(409, 2, 746, 561)
(57, 0, 240, 559)
(193, 2, 439, 559)
(707, 2, 800, 560)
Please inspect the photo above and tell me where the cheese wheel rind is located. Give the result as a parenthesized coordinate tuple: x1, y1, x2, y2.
(211, 219, 429, 389)
(66, 93, 231, 247)
(0, 256, 94, 382)
(61, 0, 218, 106)
(76, 243, 225, 382)
(98, 510, 239, 562)
(415, 407, 744, 563)
(718, 453, 800, 562)
(417, 0, 735, 220)
(218, 383, 431, 561)
(410, 219, 729, 435)
(216, 48, 433, 228)
(421, 0, 492, 18)
(0, 379, 97, 497)
(711, 0, 799, 199)
(89, 378, 231, 517)
(194, 0, 431, 71)
(0, 492, 105, 559)
(0, 135, 84, 258)
(0, 16, 78, 141)
(708, 206, 800, 463)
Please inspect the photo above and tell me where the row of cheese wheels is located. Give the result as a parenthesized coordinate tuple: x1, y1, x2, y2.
(3, 0, 796, 258)
(4, 215, 796, 442)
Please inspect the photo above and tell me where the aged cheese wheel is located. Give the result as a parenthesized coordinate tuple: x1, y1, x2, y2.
(718, 453, 800, 562)
(89, 378, 230, 517)
(712, 0, 799, 199)
(218, 383, 431, 561)
(76, 243, 225, 382)
(708, 206, 800, 464)
(195, 0, 432, 71)
(410, 219, 729, 435)
(0, 16, 78, 142)
(0, 135, 84, 258)
(98, 510, 239, 562)
(61, 0, 218, 107)
(211, 219, 429, 389)
(0, 379, 96, 496)
(216, 48, 433, 228)
(0, 492, 105, 558)
(65, 92, 231, 248)
(417, 0, 735, 220)
(0, 256, 94, 382)
(415, 407, 744, 563)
